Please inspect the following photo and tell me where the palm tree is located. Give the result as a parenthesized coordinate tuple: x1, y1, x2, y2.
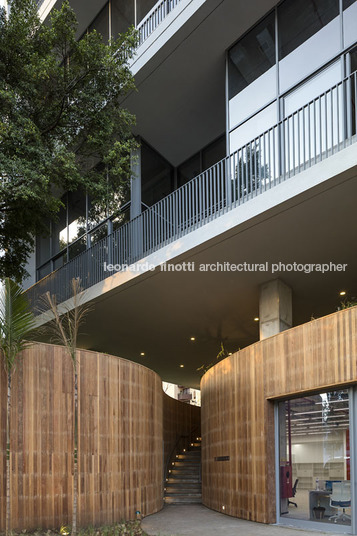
(0, 278, 36, 535)
(41, 278, 91, 536)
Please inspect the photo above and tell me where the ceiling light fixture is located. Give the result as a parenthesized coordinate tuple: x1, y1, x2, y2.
(180, 364, 184, 368)
(140, 352, 145, 356)
(254, 317, 259, 322)
(190, 337, 196, 341)
(340, 291, 346, 296)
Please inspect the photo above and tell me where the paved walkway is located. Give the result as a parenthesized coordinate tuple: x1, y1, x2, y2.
(142, 505, 345, 536)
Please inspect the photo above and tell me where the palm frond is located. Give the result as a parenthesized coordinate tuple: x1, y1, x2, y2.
(0, 278, 36, 374)
(39, 278, 92, 369)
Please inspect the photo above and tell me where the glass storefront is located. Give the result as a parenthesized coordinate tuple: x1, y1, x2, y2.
(278, 389, 352, 529)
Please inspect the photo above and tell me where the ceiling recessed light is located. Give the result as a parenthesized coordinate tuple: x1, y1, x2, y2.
(180, 364, 184, 368)
(140, 352, 145, 356)
(254, 317, 259, 322)
(339, 291, 346, 296)
(190, 336, 196, 341)
(228, 352, 232, 355)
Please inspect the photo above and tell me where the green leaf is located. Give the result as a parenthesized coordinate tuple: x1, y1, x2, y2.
(0, 278, 36, 373)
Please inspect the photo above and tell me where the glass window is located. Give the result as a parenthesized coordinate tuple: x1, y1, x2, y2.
(112, 207, 130, 231)
(67, 190, 87, 245)
(68, 241, 86, 261)
(37, 221, 51, 266)
(343, 0, 355, 9)
(141, 142, 173, 207)
(351, 48, 357, 73)
(279, 1, 340, 93)
(52, 195, 68, 255)
(228, 12, 275, 101)
(38, 262, 51, 280)
(90, 223, 108, 246)
(278, 0, 339, 60)
(282, 62, 343, 171)
(88, 2, 110, 43)
(53, 252, 67, 271)
(283, 61, 341, 116)
(278, 390, 351, 527)
(229, 102, 277, 153)
(111, 0, 135, 38)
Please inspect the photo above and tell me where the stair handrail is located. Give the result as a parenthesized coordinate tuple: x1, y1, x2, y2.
(164, 424, 201, 485)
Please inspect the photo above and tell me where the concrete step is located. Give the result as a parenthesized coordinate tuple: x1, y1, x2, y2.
(164, 440, 202, 505)
(176, 452, 201, 459)
(170, 470, 200, 477)
(172, 461, 200, 468)
(166, 477, 201, 484)
(164, 495, 202, 504)
(165, 487, 202, 494)
(166, 481, 201, 488)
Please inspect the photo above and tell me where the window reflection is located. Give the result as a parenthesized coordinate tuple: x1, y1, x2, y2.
(343, 0, 355, 10)
(278, 0, 339, 60)
(228, 12, 275, 100)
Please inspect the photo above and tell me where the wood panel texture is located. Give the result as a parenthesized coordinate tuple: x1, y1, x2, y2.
(163, 393, 201, 470)
(201, 306, 357, 524)
(0, 343, 163, 531)
(0, 364, 7, 527)
(77, 350, 163, 526)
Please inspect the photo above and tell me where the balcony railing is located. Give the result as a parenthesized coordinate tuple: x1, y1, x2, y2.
(26, 71, 357, 310)
(137, 0, 182, 46)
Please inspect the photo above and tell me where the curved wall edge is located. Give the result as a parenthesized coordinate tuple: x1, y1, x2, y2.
(201, 306, 357, 523)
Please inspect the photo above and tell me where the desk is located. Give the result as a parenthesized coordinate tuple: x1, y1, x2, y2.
(309, 490, 336, 519)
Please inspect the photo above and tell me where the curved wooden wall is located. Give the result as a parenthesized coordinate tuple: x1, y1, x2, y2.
(0, 343, 163, 531)
(163, 393, 201, 470)
(201, 306, 357, 524)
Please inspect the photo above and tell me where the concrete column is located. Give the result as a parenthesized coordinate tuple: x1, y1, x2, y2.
(130, 144, 141, 220)
(259, 279, 292, 340)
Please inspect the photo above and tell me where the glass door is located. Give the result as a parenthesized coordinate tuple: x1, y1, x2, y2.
(277, 389, 352, 531)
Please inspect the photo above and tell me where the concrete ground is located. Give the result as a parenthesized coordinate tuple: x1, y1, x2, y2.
(142, 505, 346, 536)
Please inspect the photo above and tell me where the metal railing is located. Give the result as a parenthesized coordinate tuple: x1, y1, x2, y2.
(137, 0, 182, 46)
(25, 71, 357, 310)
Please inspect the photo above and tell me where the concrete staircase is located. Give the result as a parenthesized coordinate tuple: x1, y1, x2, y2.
(164, 439, 202, 504)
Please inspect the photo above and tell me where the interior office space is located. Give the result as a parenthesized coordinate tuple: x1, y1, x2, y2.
(12, 0, 357, 532)
(279, 391, 351, 527)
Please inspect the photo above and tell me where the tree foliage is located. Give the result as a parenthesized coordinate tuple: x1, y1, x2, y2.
(0, 0, 138, 281)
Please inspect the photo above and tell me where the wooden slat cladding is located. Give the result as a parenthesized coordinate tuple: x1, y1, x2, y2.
(1, 344, 74, 531)
(163, 393, 201, 469)
(0, 343, 163, 531)
(201, 306, 357, 524)
(77, 350, 163, 526)
(0, 365, 7, 527)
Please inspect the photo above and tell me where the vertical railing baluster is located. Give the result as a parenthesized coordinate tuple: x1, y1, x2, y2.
(337, 84, 340, 149)
(354, 72, 357, 136)
(330, 88, 334, 154)
(267, 131, 271, 189)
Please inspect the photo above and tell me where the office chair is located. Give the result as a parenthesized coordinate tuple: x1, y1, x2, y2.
(329, 481, 351, 523)
(288, 478, 299, 507)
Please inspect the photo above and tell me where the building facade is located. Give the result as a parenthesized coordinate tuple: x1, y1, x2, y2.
(24, 0, 357, 532)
